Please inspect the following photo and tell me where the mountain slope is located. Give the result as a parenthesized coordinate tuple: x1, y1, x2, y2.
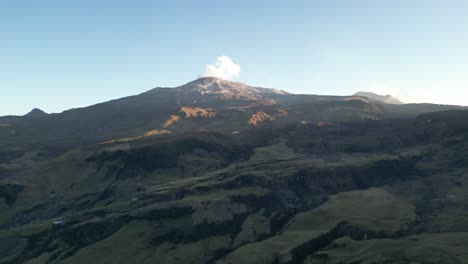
(0, 78, 384, 147)
(1, 79, 468, 264)
(2, 77, 463, 149)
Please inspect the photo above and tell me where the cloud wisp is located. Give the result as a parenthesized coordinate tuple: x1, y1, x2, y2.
(203, 56, 240, 80)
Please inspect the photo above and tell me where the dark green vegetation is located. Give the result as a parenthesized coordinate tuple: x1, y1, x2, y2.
(1, 78, 468, 263)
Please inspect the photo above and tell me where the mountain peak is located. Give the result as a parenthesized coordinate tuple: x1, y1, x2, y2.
(24, 108, 48, 118)
(189, 76, 223, 84)
(143, 78, 288, 105)
(179, 77, 289, 99)
(184, 77, 232, 89)
(354, 91, 403, 104)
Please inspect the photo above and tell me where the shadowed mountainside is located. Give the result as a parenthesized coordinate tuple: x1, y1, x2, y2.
(0, 78, 463, 149)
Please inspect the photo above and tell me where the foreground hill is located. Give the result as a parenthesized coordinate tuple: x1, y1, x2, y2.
(0, 79, 468, 264)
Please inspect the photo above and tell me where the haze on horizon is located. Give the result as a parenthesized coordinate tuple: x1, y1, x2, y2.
(1, 0, 468, 116)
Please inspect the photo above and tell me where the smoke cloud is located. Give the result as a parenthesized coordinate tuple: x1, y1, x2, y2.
(203, 56, 240, 80)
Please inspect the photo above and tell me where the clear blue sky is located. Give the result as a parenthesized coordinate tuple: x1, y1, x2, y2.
(1, 0, 467, 115)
